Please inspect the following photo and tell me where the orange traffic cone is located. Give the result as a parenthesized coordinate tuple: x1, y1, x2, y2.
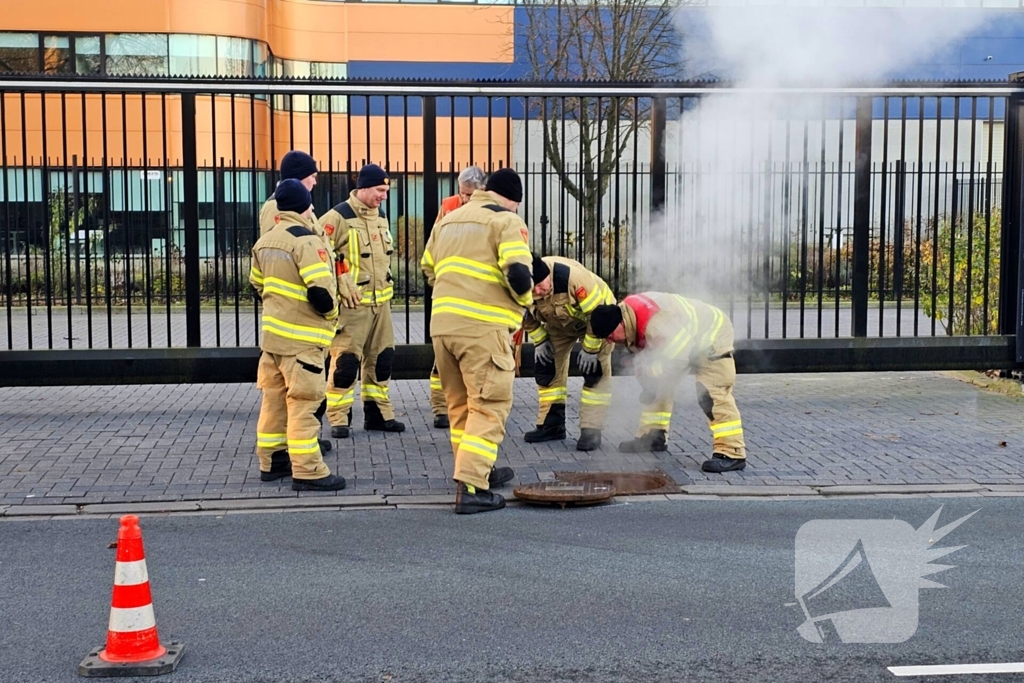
(78, 515, 185, 677)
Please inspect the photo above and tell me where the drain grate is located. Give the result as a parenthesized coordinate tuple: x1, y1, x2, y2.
(513, 480, 616, 507)
(552, 469, 682, 495)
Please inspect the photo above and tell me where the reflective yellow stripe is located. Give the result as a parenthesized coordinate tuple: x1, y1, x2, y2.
(435, 256, 504, 284)
(640, 411, 672, 427)
(580, 389, 612, 406)
(249, 266, 264, 285)
(421, 249, 434, 268)
(538, 388, 568, 403)
(299, 262, 333, 284)
(450, 428, 464, 445)
(711, 420, 742, 432)
(702, 308, 726, 349)
(261, 315, 334, 346)
(362, 383, 389, 401)
(262, 277, 308, 302)
(460, 434, 498, 462)
(257, 432, 287, 446)
(359, 286, 394, 305)
(578, 283, 613, 314)
(528, 327, 549, 344)
(348, 229, 361, 285)
(325, 391, 346, 407)
(432, 297, 522, 329)
(338, 388, 355, 407)
(288, 437, 321, 455)
(711, 420, 743, 438)
(497, 241, 531, 266)
(581, 334, 603, 353)
(429, 377, 443, 391)
(715, 428, 744, 438)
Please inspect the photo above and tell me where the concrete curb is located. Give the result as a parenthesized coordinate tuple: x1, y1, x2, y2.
(2, 484, 1023, 519)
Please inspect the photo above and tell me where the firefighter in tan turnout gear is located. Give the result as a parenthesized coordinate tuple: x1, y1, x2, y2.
(249, 179, 346, 491)
(319, 164, 405, 438)
(428, 165, 487, 429)
(421, 168, 534, 514)
(590, 292, 747, 473)
(257, 150, 334, 455)
(522, 255, 616, 452)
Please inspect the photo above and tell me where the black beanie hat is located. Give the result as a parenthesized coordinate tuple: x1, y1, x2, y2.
(274, 178, 312, 214)
(590, 304, 624, 339)
(532, 254, 550, 283)
(356, 163, 390, 189)
(280, 150, 318, 181)
(485, 168, 523, 203)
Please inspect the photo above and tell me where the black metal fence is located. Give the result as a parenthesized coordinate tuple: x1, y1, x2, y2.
(0, 78, 1022, 383)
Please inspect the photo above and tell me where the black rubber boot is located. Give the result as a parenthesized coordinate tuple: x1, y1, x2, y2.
(292, 473, 347, 491)
(260, 450, 292, 482)
(330, 408, 352, 439)
(319, 439, 332, 452)
(701, 453, 747, 473)
(433, 414, 450, 429)
(524, 403, 567, 443)
(364, 402, 406, 433)
(575, 428, 602, 452)
(618, 430, 668, 453)
(454, 483, 506, 514)
(488, 466, 515, 488)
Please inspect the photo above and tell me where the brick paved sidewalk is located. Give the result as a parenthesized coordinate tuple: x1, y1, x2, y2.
(0, 371, 1022, 508)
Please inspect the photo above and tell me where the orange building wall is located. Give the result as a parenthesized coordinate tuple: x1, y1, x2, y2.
(1, 94, 510, 171)
(0, 0, 513, 63)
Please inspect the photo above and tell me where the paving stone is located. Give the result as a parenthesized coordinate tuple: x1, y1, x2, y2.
(682, 485, 818, 496)
(383, 494, 452, 505)
(81, 502, 201, 514)
(817, 484, 985, 495)
(3, 504, 78, 516)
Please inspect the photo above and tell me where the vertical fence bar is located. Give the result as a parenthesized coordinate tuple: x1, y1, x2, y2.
(999, 75, 1024, 361)
(181, 93, 202, 348)
(422, 95, 438, 343)
(650, 95, 667, 218)
(852, 96, 873, 338)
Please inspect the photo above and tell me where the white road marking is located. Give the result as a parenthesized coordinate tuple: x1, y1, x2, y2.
(889, 663, 1024, 677)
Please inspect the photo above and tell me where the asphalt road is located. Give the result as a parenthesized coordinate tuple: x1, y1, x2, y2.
(1, 497, 1021, 683)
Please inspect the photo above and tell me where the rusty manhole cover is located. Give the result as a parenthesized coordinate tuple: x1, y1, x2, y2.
(513, 480, 616, 508)
(553, 469, 682, 495)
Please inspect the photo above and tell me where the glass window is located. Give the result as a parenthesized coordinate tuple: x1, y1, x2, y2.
(252, 41, 269, 78)
(106, 33, 168, 76)
(169, 34, 216, 76)
(75, 36, 101, 75)
(274, 59, 311, 111)
(311, 62, 348, 113)
(42, 35, 72, 74)
(217, 36, 252, 77)
(0, 33, 39, 73)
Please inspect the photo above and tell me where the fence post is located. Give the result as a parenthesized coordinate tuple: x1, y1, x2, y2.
(650, 95, 667, 216)
(181, 93, 201, 348)
(852, 96, 873, 338)
(1000, 74, 1024, 364)
(422, 95, 438, 343)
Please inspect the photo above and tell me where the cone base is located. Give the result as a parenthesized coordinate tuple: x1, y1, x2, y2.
(78, 640, 185, 678)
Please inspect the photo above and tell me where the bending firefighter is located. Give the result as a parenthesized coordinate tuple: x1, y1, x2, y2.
(421, 168, 534, 514)
(428, 165, 488, 429)
(590, 292, 748, 473)
(522, 255, 616, 452)
(320, 164, 405, 438)
(249, 179, 346, 491)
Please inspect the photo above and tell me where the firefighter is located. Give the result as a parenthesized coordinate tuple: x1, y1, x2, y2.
(428, 165, 487, 429)
(590, 292, 747, 473)
(319, 164, 405, 438)
(421, 168, 534, 514)
(257, 150, 337, 454)
(522, 255, 616, 451)
(249, 179, 346, 491)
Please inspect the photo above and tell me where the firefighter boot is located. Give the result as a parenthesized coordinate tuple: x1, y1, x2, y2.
(576, 428, 602, 452)
(331, 409, 353, 439)
(618, 430, 668, 453)
(488, 466, 515, 488)
(319, 439, 332, 452)
(434, 414, 450, 429)
(454, 482, 506, 515)
(292, 473, 347, 492)
(260, 450, 292, 482)
(701, 453, 747, 473)
(364, 402, 406, 433)
(524, 403, 567, 443)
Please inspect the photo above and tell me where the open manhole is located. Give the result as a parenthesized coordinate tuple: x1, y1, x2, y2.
(552, 470, 682, 495)
(513, 480, 616, 508)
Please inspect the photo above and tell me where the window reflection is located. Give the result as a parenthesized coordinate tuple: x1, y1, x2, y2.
(169, 34, 217, 76)
(106, 33, 169, 76)
(75, 36, 102, 75)
(43, 35, 72, 74)
(0, 33, 40, 73)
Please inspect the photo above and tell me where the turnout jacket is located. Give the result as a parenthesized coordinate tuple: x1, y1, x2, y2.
(523, 256, 616, 353)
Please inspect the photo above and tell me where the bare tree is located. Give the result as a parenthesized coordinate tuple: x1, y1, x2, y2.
(518, 0, 681, 249)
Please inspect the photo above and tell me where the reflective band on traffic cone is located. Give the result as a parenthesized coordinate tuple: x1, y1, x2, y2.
(78, 514, 185, 678)
(100, 514, 165, 663)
